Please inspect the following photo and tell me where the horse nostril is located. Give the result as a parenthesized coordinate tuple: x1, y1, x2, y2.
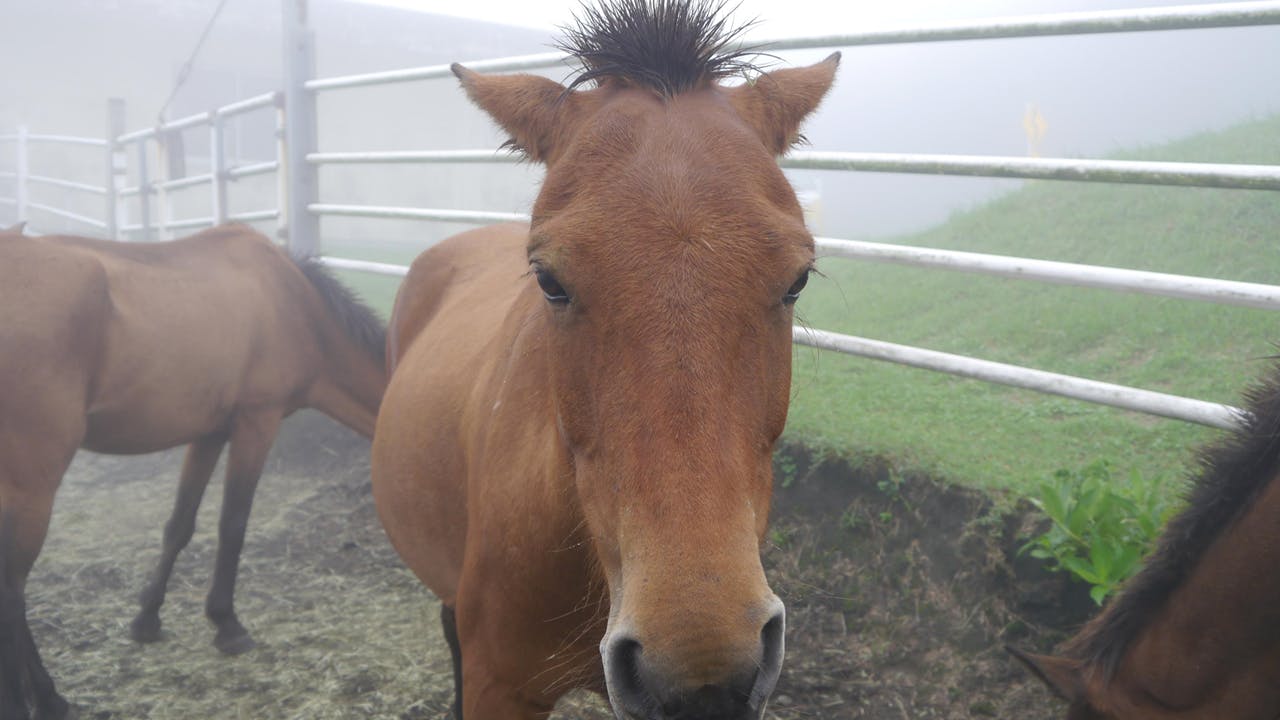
(604, 634, 656, 718)
(604, 602, 785, 719)
(752, 602, 786, 709)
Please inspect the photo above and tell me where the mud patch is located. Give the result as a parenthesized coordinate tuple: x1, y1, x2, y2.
(28, 414, 1086, 718)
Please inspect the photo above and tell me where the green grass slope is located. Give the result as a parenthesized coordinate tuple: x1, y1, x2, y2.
(788, 114, 1280, 495)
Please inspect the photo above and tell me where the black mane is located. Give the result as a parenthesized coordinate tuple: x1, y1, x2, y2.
(557, 0, 762, 96)
(291, 255, 387, 364)
(1064, 360, 1280, 677)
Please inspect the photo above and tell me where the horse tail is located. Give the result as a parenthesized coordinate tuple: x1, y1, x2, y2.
(290, 254, 387, 366)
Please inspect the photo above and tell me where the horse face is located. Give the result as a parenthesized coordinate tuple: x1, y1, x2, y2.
(457, 54, 836, 719)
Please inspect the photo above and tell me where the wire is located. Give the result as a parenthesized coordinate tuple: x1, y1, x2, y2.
(155, 0, 234, 127)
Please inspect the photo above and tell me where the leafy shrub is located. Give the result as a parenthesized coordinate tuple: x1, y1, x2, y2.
(1022, 460, 1180, 605)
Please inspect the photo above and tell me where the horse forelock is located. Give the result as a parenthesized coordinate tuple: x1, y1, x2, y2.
(1063, 358, 1280, 679)
(556, 0, 764, 97)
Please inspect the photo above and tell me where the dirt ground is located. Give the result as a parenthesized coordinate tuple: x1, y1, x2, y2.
(29, 411, 1085, 719)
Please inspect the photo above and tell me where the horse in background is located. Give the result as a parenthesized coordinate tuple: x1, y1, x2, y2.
(1012, 364, 1280, 718)
(371, 0, 839, 717)
(0, 223, 387, 720)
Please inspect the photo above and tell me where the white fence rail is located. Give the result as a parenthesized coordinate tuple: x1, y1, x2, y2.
(0, 92, 285, 242)
(4, 0, 1280, 430)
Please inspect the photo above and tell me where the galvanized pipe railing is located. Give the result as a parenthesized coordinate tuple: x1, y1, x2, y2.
(793, 326, 1247, 430)
(9, 1, 1279, 429)
(308, 149, 519, 165)
(758, 1, 1280, 50)
(25, 175, 107, 195)
(783, 152, 1280, 191)
(318, 256, 412, 276)
(110, 91, 283, 240)
(19, 134, 108, 148)
(296, 1, 1280, 432)
(309, 203, 529, 224)
(815, 238, 1280, 311)
(119, 207, 277, 233)
(227, 161, 279, 179)
(307, 148, 1280, 191)
(25, 200, 107, 229)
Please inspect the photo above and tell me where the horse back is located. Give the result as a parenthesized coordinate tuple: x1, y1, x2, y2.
(42, 226, 325, 453)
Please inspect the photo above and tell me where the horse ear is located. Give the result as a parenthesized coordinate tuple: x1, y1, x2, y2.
(729, 52, 840, 155)
(451, 63, 583, 165)
(1, 221, 26, 236)
(1007, 646, 1087, 702)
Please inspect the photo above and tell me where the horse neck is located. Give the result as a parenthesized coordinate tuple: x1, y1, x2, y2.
(1118, 468, 1280, 710)
(306, 324, 386, 439)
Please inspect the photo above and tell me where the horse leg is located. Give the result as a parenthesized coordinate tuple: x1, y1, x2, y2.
(130, 434, 226, 643)
(0, 488, 72, 720)
(455, 598, 560, 720)
(459, 655, 555, 720)
(204, 409, 282, 655)
(441, 604, 464, 719)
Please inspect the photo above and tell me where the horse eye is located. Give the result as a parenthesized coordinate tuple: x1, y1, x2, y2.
(535, 267, 571, 304)
(783, 270, 810, 305)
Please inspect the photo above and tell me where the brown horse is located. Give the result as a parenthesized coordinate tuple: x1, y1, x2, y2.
(0, 223, 386, 719)
(1012, 366, 1280, 718)
(371, 1, 838, 718)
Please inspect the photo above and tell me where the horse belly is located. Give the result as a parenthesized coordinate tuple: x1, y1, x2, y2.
(83, 314, 285, 455)
(81, 403, 230, 454)
(371, 355, 470, 603)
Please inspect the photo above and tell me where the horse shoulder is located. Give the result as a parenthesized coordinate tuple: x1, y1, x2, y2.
(0, 242, 109, 428)
(388, 223, 529, 369)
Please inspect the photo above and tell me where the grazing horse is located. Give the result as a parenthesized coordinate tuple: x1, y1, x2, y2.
(0, 223, 386, 720)
(371, 1, 839, 718)
(1012, 366, 1280, 718)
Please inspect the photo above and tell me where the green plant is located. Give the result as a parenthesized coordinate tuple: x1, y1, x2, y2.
(876, 471, 903, 500)
(776, 453, 799, 489)
(839, 507, 862, 532)
(1022, 460, 1180, 605)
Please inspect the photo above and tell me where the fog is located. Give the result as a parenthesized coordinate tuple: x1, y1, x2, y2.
(1, 0, 1276, 245)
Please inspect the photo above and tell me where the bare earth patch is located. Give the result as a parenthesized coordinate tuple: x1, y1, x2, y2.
(31, 413, 1081, 719)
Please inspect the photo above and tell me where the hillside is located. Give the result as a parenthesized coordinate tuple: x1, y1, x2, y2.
(787, 114, 1280, 494)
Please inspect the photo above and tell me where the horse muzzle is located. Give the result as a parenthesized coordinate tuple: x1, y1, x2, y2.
(602, 598, 786, 720)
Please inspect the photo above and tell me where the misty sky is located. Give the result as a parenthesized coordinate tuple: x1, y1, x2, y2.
(355, 0, 965, 35)
(353, 0, 1169, 36)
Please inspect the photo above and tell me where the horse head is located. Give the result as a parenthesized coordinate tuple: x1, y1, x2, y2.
(454, 2, 837, 715)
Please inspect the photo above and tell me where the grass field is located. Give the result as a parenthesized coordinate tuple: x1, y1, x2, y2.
(325, 114, 1280, 500)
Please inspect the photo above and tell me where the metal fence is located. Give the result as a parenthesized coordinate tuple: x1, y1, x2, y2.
(5, 0, 1280, 432)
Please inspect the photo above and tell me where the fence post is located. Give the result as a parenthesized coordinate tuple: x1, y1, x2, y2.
(273, 92, 289, 240)
(15, 125, 28, 224)
(106, 98, 126, 240)
(137, 139, 153, 242)
(155, 130, 171, 241)
(210, 110, 227, 225)
(282, 0, 319, 256)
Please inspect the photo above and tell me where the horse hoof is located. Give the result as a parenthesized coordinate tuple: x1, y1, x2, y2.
(214, 630, 256, 656)
(129, 614, 164, 644)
